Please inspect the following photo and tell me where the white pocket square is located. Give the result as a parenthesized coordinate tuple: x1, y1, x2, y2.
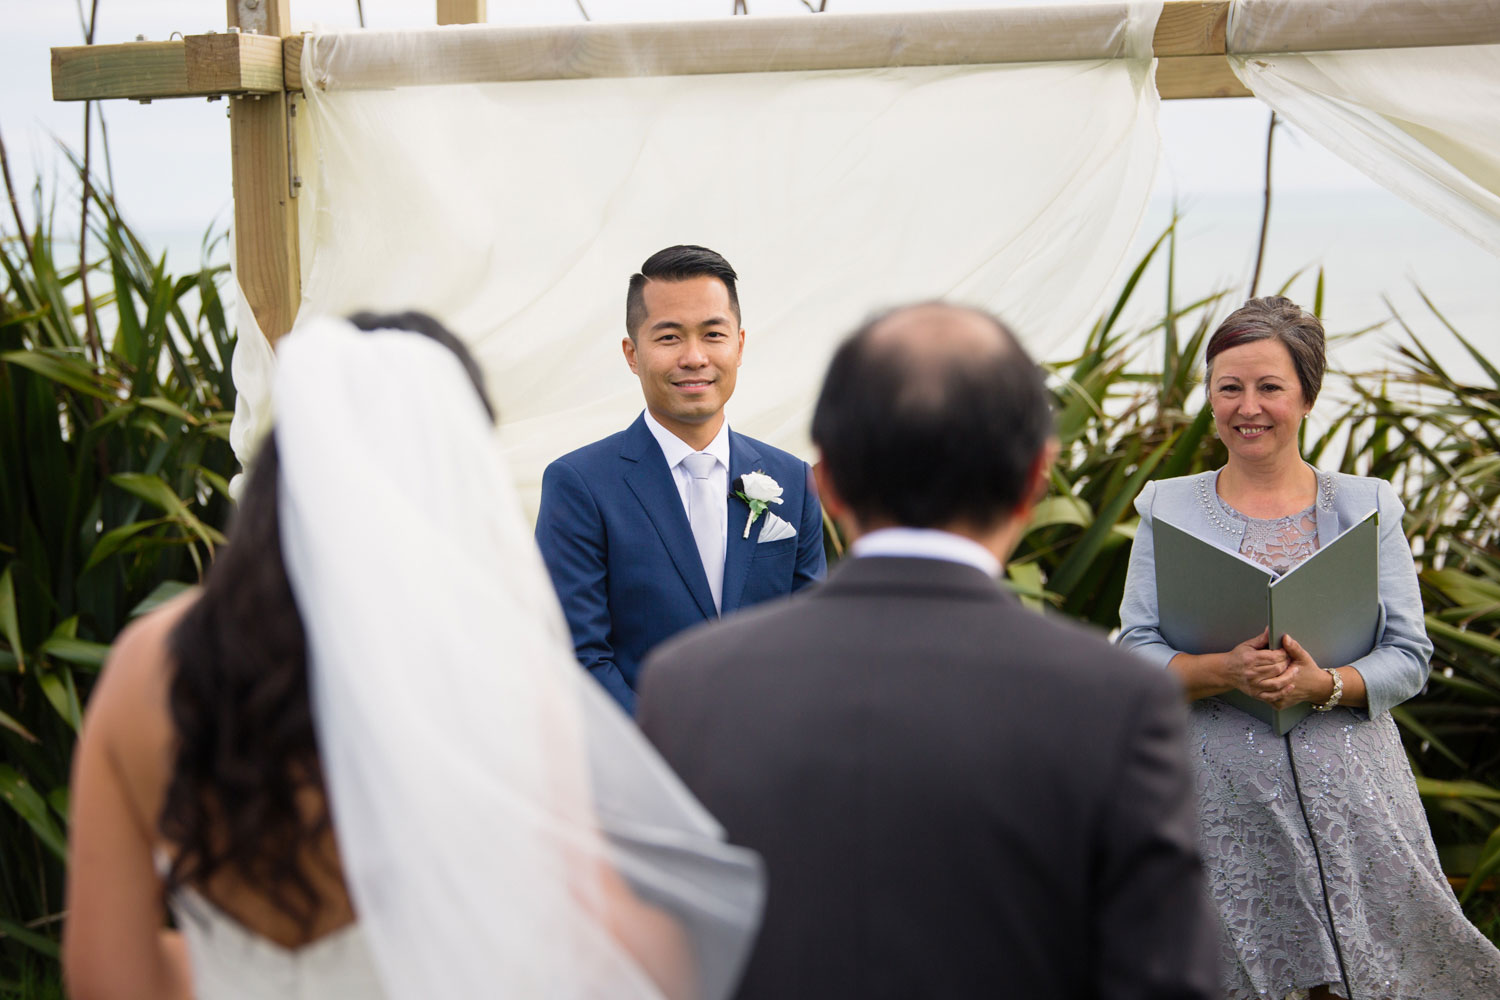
(757, 512, 797, 543)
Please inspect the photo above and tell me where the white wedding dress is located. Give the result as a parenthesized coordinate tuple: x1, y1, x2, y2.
(171, 890, 385, 1000)
(173, 318, 762, 1000)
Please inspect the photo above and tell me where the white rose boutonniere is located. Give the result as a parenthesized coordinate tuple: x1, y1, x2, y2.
(731, 470, 785, 539)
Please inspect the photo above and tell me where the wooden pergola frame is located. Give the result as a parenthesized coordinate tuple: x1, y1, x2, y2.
(48, 0, 1499, 343)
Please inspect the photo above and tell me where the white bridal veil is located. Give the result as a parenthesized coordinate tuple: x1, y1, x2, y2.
(273, 317, 763, 999)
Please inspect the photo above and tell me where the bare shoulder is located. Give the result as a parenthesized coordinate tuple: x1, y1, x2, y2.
(84, 591, 198, 749)
(69, 591, 198, 853)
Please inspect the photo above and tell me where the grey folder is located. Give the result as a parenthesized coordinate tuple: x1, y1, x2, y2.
(1153, 509, 1381, 735)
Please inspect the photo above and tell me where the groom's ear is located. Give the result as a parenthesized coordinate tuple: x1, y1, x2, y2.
(622, 335, 639, 374)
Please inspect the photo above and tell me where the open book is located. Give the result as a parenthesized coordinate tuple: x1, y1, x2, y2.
(1153, 509, 1380, 735)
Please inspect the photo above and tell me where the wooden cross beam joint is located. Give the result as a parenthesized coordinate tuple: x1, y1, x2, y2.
(52, 32, 285, 103)
(1154, 0, 1250, 97)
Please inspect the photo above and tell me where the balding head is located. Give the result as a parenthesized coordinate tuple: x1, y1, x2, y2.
(811, 302, 1053, 532)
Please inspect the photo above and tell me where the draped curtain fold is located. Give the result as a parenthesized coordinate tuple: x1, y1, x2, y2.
(231, 5, 1167, 511)
(1227, 0, 1500, 255)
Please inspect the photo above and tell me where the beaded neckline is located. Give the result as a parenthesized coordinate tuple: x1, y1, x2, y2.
(1194, 468, 1336, 537)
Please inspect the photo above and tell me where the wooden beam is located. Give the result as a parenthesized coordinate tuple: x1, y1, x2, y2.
(52, 34, 283, 102)
(228, 0, 300, 343)
(186, 32, 284, 94)
(60, 2, 1500, 103)
(437, 0, 487, 26)
(1153, 1, 1228, 58)
(285, 35, 304, 93)
(284, 8, 1161, 92)
(1157, 55, 1252, 100)
(52, 41, 192, 102)
(279, 2, 1500, 95)
(1235, 0, 1500, 54)
(284, 29, 1252, 102)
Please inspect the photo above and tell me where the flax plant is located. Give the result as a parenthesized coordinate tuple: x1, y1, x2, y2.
(0, 158, 238, 990)
(1325, 300, 1500, 919)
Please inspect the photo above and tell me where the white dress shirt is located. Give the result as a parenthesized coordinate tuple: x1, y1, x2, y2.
(642, 410, 731, 548)
(850, 526, 1001, 579)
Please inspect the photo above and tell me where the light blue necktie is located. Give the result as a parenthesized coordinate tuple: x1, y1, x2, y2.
(682, 452, 724, 613)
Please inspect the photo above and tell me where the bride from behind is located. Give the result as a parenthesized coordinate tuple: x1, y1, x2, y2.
(63, 313, 762, 1000)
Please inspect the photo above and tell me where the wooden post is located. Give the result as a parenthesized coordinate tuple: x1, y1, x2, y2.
(437, 0, 487, 26)
(227, 0, 300, 342)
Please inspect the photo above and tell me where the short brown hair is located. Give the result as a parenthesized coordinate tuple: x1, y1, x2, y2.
(1205, 296, 1326, 405)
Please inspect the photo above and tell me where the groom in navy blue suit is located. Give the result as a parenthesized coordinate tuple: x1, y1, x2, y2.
(535, 246, 826, 713)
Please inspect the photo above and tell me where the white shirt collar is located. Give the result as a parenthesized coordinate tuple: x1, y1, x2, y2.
(642, 409, 731, 470)
(850, 527, 1001, 579)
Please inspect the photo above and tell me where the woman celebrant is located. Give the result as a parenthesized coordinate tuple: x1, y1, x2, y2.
(1118, 295, 1500, 1000)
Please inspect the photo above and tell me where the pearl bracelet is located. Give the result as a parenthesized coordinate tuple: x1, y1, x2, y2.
(1313, 667, 1344, 712)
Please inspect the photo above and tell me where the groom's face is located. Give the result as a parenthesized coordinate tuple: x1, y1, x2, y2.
(623, 275, 745, 440)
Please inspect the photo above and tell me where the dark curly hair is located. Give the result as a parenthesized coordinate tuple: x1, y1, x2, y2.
(159, 312, 494, 933)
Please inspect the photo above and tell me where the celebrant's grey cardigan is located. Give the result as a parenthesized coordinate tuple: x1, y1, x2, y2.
(1117, 468, 1433, 719)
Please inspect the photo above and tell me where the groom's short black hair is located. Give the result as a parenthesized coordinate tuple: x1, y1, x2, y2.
(811, 302, 1053, 530)
(625, 245, 741, 341)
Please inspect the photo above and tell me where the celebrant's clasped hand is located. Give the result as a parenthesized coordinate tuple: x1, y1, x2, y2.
(1222, 627, 1289, 699)
(1251, 634, 1333, 709)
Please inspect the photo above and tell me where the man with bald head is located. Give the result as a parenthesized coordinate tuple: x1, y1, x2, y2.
(638, 303, 1217, 1000)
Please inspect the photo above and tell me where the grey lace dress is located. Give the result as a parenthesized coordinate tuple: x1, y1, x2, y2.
(1192, 495, 1500, 999)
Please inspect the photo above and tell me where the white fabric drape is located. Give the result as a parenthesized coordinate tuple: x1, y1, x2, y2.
(263, 6, 1166, 512)
(275, 318, 763, 999)
(1228, 0, 1500, 255)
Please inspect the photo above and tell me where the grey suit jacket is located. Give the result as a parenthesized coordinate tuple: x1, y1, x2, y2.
(1118, 468, 1432, 718)
(639, 555, 1219, 1000)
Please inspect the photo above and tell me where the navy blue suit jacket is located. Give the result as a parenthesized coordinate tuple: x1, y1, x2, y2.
(535, 413, 826, 713)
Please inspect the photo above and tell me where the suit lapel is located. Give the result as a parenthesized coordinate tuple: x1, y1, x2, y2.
(721, 431, 763, 613)
(620, 417, 719, 620)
